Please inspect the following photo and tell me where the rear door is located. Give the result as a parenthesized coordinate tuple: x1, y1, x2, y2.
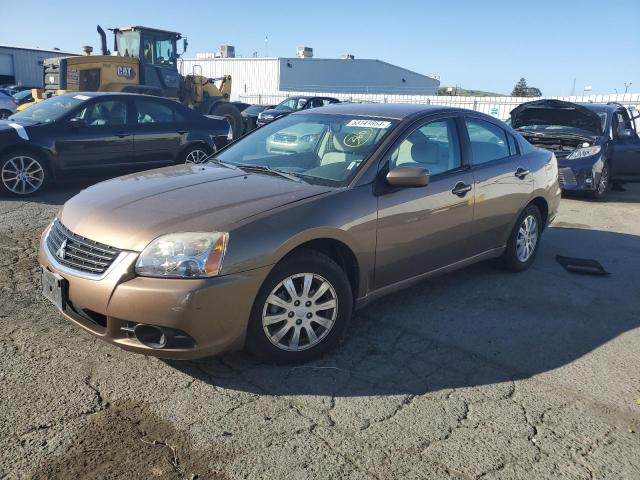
(132, 98, 186, 166)
(611, 108, 640, 179)
(463, 116, 533, 255)
(55, 97, 134, 172)
(375, 115, 475, 288)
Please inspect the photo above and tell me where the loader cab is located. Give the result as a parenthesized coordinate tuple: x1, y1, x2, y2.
(112, 26, 182, 97)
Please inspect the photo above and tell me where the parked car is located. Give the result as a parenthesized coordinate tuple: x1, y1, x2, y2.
(241, 104, 275, 132)
(511, 99, 640, 198)
(13, 90, 33, 106)
(0, 91, 18, 119)
(256, 96, 340, 127)
(0, 92, 231, 196)
(39, 103, 560, 362)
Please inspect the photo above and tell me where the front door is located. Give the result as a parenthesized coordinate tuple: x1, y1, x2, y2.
(611, 109, 640, 180)
(463, 116, 534, 254)
(375, 116, 475, 289)
(55, 98, 133, 172)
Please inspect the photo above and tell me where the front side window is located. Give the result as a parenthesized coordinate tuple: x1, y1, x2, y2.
(77, 100, 127, 126)
(465, 118, 510, 165)
(135, 100, 183, 124)
(142, 35, 176, 66)
(389, 118, 461, 176)
(216, 114, 397, 186)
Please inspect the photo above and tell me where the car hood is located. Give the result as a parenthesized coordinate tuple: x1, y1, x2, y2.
(58, 163, 333, 252)
(510, 100, 602, 135)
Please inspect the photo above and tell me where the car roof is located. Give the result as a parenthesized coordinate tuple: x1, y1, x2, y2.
(292, 102, 466, 120)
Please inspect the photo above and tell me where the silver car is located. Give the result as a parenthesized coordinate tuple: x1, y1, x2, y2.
(0, 92, 18, 119)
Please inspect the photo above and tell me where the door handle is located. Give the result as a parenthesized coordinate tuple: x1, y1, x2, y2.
(451, 182, 472, 197)
(515, 167, 530, 179)
(116, 132, 131, 138)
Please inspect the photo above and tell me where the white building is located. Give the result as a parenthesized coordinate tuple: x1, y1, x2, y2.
(0, 45, 78, 87)
(178, 56, 440, 104)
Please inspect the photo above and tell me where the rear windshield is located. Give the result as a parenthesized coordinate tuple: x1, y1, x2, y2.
(216, 113, 398, 186)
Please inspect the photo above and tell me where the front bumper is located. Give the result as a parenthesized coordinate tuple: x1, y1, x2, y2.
(38, 229, 271, 359)
(557, 156, 604, 191)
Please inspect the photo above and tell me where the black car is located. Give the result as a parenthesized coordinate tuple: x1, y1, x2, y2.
(256, 96, 340, 127)
(0, 92, 230, 196)
(511, 100, 640, 199)
(13, 90, 33, 106)
(241, 104, 275, 132)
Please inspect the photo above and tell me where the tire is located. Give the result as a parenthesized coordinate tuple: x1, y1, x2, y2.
(0, 110, 12, 119)
(246, 250, 353, 363)
(180, 144, 212, 164)
(591, 162, 610, 200)
(500, 203, 542, 272)
(209, 102, 245, 139)
(0, 150, 48, 196)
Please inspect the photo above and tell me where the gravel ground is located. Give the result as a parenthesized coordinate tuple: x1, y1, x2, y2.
(1, 182, 639, 479)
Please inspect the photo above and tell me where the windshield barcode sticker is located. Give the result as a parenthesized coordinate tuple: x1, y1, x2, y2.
(346, 119, 391, 129)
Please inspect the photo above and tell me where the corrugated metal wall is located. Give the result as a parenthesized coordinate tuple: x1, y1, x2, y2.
(0, 47, 76, 87)
(178, 58, 280, 101)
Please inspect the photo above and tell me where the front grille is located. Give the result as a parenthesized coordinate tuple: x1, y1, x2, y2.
(273, 133, 297, 143)
(46, 219, 121, 275)
(558, 168, 577, 187)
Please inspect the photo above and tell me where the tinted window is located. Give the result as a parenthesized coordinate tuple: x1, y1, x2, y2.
(465, 118, 510, 165)
(78, 99, 127, 126)
(390, 118, 461, 175)
(136, 100, 184, 124)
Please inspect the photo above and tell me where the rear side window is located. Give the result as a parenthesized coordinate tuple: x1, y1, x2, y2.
(465, 118, 510, 165)
(135, 99, 184, 124)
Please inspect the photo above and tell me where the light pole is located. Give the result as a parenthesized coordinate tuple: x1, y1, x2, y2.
(583, 85, 592, 98)
(624, 82, 632, 93)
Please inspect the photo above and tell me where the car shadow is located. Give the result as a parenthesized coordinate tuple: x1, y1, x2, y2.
(562, 182, 640, 203)
(169, 226, 640, 397)
(0, 180, 97, 206)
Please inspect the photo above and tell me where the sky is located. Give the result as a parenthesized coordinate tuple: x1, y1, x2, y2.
(2, 0, 639, 96)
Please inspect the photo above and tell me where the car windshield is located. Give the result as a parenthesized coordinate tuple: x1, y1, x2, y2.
(274, 98, 308, 112)
(9, 95, 85, 123)
(243, 105, 268, 115)
(215, 113, 398, 186)
(13, 90, 32, 101)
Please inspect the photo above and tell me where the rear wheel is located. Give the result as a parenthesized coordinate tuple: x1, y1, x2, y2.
(181, 145, 211, 164)
(500, 204, 542, 272)
(246, 250, 352, 363)
(209, 102, 245, 139)
(0, 151, 48, 196)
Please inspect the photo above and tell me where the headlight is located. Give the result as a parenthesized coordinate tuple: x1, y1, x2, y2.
(135, 232, 228, 278)
(566, 145, 601, 159)
(300, 134, 319, 143)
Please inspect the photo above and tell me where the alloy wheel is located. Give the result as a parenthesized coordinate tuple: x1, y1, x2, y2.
(597, 165, 609, 194)
(1, 156, 45, 195)
(184, 149, 210, 164)
(262, 273, 338, 351)
(515, 214, 538, 263)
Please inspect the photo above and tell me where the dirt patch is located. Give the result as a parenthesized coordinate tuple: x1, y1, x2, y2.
(31, 401, 232, 480)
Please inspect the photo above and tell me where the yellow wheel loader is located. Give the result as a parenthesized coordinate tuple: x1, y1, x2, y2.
(25, 25, 245, 137)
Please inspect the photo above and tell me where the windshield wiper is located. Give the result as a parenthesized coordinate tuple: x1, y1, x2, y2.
(234, 164, 304, 182)
(205, 157, 239, 170)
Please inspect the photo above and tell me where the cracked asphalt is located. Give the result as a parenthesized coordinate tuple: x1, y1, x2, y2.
(1, 182, 639, 479)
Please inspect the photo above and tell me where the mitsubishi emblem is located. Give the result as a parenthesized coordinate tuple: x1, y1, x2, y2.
(56, 239, 67, 260)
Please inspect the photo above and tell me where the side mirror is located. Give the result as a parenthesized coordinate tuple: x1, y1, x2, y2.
(69, 117, 86, 128)
(386, 166, 430, 188)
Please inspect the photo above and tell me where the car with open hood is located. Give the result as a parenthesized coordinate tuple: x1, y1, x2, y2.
(510, 99, 640, 199)
(39, 103, 559, 362)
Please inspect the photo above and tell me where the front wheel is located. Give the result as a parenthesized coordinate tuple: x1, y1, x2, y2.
(591, 162, 610, 200)
(500, 204, 542, 272)
(0, 151, 48, 196)
(246, 250, 352, 363)
(0, 110, 12, 119)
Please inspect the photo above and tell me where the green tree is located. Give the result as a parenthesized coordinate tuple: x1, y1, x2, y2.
(512, 78, 529, 96)
(526, 87, 542, 97)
